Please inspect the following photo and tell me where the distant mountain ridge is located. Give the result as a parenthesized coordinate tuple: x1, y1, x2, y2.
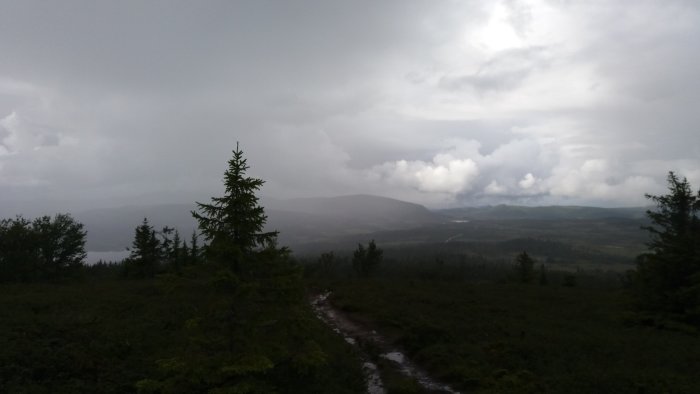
(75, 204, 199, 252)
(438, 204, 648, 221)
(77, 194, 443, 252)
(265, 194, 444, 245)
(267, 194, 441, 226)
(74, 196, 649, 256)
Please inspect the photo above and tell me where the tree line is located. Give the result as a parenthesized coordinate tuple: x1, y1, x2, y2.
(0, 214, 86, 282)
(122, 219, 203, 278)
(0, 143, 289, 283)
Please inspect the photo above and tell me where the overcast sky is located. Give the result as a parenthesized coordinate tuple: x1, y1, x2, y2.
(1, 0, 699, 214)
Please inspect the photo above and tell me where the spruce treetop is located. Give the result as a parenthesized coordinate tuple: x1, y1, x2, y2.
(192, 143, 279, 269)
(634, 171, 700, 321)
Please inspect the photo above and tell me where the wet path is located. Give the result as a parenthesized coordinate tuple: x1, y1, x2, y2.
(310, 292, 460, 394)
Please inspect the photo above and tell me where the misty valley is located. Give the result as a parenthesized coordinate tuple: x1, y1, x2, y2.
(78, 195, 648, 269)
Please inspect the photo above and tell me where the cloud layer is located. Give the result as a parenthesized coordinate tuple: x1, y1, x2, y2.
(0, 0, 699, 214)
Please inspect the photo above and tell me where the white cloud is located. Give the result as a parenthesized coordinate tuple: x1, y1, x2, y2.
(484, 180, 507, 195)
(545, 159, 665, 206)
(371, 152, 479, 195)
(0, 110, 73, 155)
(367, 132, 695, 207)
(519, 173, 536, 189)
(0, 111, 21, 154)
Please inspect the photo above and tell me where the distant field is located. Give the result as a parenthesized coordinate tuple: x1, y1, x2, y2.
(75, 200, 650, 265)
(297, 217, 648, 273)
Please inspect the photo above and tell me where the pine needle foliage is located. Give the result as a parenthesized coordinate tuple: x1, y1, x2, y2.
(515, 251, 536, 283)
(125, 218, 161, 278)
(634, 172, 700, 323)
(352, 240, 383, 277)
(192, 143, 280, 272)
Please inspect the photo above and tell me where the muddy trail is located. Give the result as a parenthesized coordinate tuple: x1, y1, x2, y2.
(310, 292, 460, 394)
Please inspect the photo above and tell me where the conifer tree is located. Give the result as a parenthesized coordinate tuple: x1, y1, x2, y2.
(515, 251, 536, 283)
(192, 143, 280, 272)
(634, 172, 700, 321)
(352, 240, 383, 277)
(128, 218, 161, 278)
(189, 231, 200, 265)
(181, 240, 190, 265)
(170, 229, 182, 270)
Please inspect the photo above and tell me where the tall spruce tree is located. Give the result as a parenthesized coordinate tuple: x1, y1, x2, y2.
(189, 231, 200, 265)
(634, 172, 700, 322)
(127, 218, 161, 278)
(192, 143, 280, 272)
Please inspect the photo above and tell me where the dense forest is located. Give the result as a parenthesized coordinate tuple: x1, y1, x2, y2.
(1, 146, 699, 393)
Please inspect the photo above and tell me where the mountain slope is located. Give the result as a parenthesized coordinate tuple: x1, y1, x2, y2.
(439, 205, 648, 221)
(77, 195, 443, 251)
(75, 204, 198, 252)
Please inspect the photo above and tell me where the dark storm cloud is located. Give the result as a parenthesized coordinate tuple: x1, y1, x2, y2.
(0, 0, 698, 214)
(439, 46, 550, 94)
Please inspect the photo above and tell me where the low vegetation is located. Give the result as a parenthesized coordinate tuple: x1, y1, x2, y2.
(0, 214, 86, 282)
(0, 272, 365, 393)
(311, 274, 699, 393)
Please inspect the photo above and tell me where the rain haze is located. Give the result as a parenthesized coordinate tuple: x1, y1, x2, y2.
(1, 0, 699, 216)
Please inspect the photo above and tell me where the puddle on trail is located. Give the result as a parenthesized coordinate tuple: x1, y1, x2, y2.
(379, 351, 459, 394)
(381, 351, 405, 364)
(311, 292, 385, 394)
(311, 292, 460, 394)
(363, 362, 385, 394)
